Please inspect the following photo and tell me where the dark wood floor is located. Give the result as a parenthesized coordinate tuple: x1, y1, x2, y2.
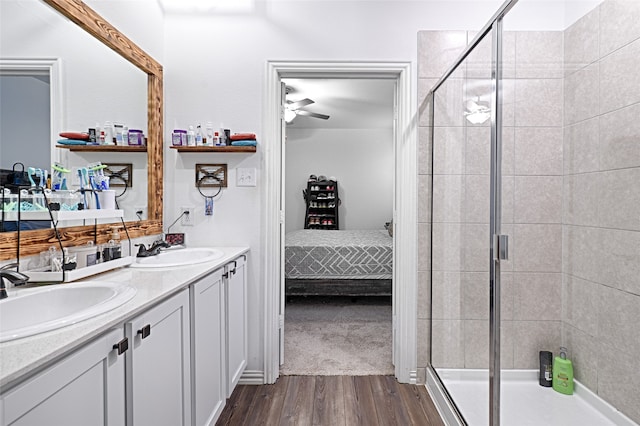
(216, 375, 445, 426)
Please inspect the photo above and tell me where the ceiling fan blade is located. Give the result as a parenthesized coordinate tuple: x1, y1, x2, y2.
(296, 110, 330, 120)
(288, 98, 314, 109)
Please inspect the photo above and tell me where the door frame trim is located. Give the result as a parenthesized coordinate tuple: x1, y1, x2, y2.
(262, 61, 417, 383)
(0, 58, 62, 165)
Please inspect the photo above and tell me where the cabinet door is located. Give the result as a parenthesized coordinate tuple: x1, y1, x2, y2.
(0, 329, 126, 426)
(126, 289, 191, 426)
(190, 268, 225, 426)
(225, 255, 247, 397)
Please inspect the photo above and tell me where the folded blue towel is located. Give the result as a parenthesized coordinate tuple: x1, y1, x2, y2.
(231, 140, 257, 146)
(57, 139, 87, 145)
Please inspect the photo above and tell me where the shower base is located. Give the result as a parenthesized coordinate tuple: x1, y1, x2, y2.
(427, 369, 637, 426)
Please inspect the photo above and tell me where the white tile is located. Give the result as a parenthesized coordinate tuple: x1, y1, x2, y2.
(465, 126, 491, 175)
(514, 127, 563, 175)
(418, 126, 432, 176)
(562, 275, 599, 336)
(434, 77, 465, 127)
(593, 227, 640, 296)
(431, 320, 465, 368)
(599, 0, 640, 58)
(513, 224, 562, 272)
(597, 168, 640, 231)
(418, 174, 431, 224)
(417, 271, 431, 320)
(513, 320, 562, 368)
(599, 102, 640, 170)
(515, 79, 563, 127)
(599, 38, 640, 114)
(418, 31, 468, 79)
(431, 271, 462, 320)
(562, 173, 599, 227)
(418, 78, 437, 128)
(463, 174, 490, 224)
(513, 272, 562, 320)
(432, 174, 463, 223)
(514, 176, 563, 224)
(463, 224, 490, 272)
(433, 126, 465, 174)
(563, 117, 600, 175)
(596, 341, 640, 423)
(564, 5, 600, 76)
(432, 222, 463, 272)
(564, 62, 599, 126)
(516, 31, 564, 79)
(418, 223, 431, 272)
(562, 324, 599, 392)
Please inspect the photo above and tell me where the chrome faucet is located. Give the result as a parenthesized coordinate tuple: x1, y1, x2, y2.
(135, 240, 171, 257)
(0, 263, 29, 299)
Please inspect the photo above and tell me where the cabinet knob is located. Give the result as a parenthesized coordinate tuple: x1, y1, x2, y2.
(113, 337, 129, 355)
(137, 324, 151, 339)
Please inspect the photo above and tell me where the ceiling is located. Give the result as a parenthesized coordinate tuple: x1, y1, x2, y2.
(282, 78, 395, 130)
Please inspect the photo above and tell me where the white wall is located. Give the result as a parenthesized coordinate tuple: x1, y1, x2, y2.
(285, 128, 393, 233)
(162, 0, 512, 376)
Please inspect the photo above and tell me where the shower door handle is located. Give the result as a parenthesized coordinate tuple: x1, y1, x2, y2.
(493, 234, 509, 261)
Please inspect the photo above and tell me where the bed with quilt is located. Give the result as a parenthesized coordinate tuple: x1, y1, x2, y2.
(284, 229, 392, 296)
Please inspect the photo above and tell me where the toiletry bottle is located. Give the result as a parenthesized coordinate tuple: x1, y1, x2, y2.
(539, 351, 553, 387)
(195, 124, 203, 146)
(213, 131, 220, 146)
(552, 347, 574, 395)
(107, 226, 122, 260)
(187, 126, 196, 146)
(104, 121, 114, 145)
(205, 122, 214, 146)
(122, 126, 129, 146)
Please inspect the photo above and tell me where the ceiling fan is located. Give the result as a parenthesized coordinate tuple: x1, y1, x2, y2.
(284, 87, 330, 123)
(464, 98, 491, 124)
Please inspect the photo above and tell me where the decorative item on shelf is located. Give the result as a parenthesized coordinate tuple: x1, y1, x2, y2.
(195, 164, 227, 216)
(229, 132, 258, 147)
(103, 163, 133, 199)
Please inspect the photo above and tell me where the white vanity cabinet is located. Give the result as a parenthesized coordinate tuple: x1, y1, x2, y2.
(224, 255, 247, 397)
(0, 328, 127, 426)
(125, 288, 191, 426)
(190, 268, 226, 426)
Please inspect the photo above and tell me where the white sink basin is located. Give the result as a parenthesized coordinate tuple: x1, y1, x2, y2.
(0, 281, 136, 343)
(130, 247, 224, 268)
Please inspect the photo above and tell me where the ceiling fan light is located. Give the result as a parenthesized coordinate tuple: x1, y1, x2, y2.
(284, 109, 297, 123)
(465, 110, 491, 124)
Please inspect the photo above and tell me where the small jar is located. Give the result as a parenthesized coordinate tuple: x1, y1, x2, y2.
(128, 129, 144, 146)
(172, 129, 186, 146)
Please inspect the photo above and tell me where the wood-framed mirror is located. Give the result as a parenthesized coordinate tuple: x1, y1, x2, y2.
(0, 0, 163, 260)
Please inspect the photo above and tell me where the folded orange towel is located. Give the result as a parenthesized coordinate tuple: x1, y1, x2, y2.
(230, 133, 256, 141)
(59, 132, 90, 140)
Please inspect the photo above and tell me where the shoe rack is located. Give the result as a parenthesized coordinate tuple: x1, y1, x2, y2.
(304, 179, 339, 230)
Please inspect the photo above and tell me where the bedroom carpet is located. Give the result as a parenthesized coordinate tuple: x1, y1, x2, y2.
(280, 296, 394, 376)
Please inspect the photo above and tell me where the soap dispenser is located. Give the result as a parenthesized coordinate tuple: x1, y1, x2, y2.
(552, 347, 574, 395)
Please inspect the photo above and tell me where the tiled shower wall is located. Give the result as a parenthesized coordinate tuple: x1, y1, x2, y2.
(561, 1, 640, 422)
(417, 1, 639, 422)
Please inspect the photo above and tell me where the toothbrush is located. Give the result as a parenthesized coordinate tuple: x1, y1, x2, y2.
(78, 169, 88, 207)
(88, 169, 101, 209)
(28, 167, 36, 187)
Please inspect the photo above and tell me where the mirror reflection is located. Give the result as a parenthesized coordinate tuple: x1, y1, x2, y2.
(0, 0, 148, 232)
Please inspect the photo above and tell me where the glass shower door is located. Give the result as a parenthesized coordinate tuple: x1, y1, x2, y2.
(430, 27, 498, 425)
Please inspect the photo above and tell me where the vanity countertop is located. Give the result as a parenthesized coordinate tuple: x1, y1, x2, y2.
(0, 246, 249, 390)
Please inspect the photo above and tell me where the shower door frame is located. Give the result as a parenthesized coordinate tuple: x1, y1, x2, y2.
(427, 0, 519, 425)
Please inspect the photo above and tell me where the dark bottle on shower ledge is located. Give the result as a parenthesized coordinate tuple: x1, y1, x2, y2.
(539, 350, 553, 387)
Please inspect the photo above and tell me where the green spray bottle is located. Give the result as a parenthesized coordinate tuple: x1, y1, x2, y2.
(552, 347, 574, 395)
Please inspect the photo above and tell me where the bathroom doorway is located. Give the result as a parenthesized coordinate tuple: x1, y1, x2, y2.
(263, 61, 417, 384)
(281, 76, 395, 376)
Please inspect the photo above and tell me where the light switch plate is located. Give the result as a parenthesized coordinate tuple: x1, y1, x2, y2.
(237, 168, 257, 187)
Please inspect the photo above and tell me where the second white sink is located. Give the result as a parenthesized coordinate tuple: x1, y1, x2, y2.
(130, 247, 224, 268)
(0, 281, 137, 343)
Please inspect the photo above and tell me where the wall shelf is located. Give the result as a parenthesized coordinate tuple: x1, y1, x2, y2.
(1, 209, 123, 222)
(170, 146, 256, 153)
(56, 145, 147, 152)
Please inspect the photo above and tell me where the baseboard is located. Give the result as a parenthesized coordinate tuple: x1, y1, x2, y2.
(238, 369, 265, 385)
